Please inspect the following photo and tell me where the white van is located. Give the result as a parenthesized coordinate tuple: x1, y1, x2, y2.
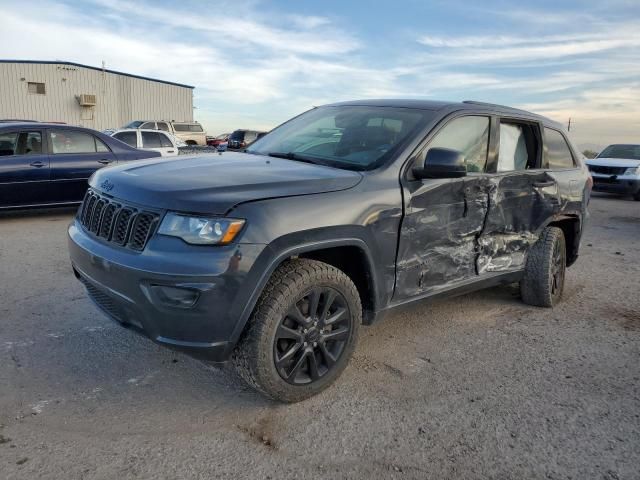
(123, 120, 207, 146)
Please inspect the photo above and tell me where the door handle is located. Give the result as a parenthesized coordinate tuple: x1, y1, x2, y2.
(30, 160, 46, 168)
(167, 150, 175, 153)
(533, 180, 556, 188)
(97, 159, 113, 165)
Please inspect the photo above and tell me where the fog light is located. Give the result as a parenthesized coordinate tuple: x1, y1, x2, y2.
(150, 285, 200, 308)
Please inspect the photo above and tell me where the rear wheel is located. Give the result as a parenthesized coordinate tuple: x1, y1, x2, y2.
(233, 259, 361, 402)
(520, 226, 566, 307)
(633, 190, 640, 201)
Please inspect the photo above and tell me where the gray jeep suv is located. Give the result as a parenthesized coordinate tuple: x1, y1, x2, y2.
(68, 100, 591, 402)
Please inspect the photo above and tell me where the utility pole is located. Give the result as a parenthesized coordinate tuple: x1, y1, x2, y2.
(567, 117, 572, 132)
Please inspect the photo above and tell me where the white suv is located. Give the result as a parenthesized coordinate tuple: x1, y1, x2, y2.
(586, 144, 640, 201)
(123, 120, 207, 146)
(110, 129, 179, 157)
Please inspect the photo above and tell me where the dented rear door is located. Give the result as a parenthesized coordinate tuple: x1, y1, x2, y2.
(476, 119, 560, 274)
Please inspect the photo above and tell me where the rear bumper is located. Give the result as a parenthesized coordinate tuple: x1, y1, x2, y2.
(591, 175, 640, 195)
(68, 219, 267, 361)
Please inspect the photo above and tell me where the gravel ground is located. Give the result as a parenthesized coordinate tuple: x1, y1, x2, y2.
(1, 194, 638, 480)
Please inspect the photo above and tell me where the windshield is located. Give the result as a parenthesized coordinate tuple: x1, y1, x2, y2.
(124, 121, 144, 128)
(247, 105, 432, 170)
(229, 131, 245, 140)
(597, 144, 640, 160)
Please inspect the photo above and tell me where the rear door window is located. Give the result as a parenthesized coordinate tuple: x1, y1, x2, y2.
(498, 124, 528, 172)
(157, 122, 169, 132)
(543, 128, 575, 169)
(172, 124, 189, 132)
(497, 121, 540, 172)
(141, 131, 162, 148)
(189, 124, 204, 132)
(113, 131, 137, 148)
(50, 130, 98, 154)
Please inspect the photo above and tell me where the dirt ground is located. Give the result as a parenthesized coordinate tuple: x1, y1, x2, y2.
(1, 193, 638, 480)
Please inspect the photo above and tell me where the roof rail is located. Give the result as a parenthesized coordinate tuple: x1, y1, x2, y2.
(463, 100, 514, 109)
(462, 100, 534, 115)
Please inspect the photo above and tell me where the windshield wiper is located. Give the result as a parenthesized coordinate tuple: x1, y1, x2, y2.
(267, 152, 325, 166)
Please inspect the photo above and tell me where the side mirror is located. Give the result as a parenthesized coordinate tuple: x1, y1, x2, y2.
(413, 147, 466, 179)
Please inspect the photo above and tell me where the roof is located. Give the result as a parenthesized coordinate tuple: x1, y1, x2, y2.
(326, 99, 563, 129)
(0, 60, 194, 89)
(0, 121, 102, 130)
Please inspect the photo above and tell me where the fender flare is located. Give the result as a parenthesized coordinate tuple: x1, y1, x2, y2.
(223, 237, 379, 357)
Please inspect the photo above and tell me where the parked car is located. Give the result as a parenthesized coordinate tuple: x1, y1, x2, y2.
(206, 133, 229, 151)
(585, 144, 640, 200)
(123, 120, 207, 146)
(109, 129, 179, 157)
(69, 100, 590, 402)
(227, 129, 267, 150)
(0, 122, 160, 209)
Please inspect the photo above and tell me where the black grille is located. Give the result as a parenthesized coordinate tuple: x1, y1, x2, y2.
(78, 189, 159, 251)
(79, 276, 125, 322)
(588, 164, 627, 175)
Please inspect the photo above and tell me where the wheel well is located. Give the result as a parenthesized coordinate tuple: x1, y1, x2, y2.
(185, 140, 197, 145)
(298, 246, 376, 323)
(548, 217, 580, 266)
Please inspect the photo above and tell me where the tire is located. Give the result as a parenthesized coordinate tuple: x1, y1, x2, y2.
(233, 259, 361, 403)
(633, 190, 640, 201)
(520, 226, 566, 307)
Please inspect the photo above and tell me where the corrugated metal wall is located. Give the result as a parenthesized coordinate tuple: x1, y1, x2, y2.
(0, 62, 193, 131)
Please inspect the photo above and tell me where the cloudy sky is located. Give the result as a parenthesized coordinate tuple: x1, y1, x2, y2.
(1, 0, 639, 149)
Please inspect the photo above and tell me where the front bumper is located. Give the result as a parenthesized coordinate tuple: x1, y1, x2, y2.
(591, 174, 640, 195)
(68, 219, 267, 361)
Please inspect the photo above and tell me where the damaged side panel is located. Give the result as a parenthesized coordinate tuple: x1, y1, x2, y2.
(395, 171, 559, 302)
(476, 172, 559, 275)
(394, 176, 489, 300)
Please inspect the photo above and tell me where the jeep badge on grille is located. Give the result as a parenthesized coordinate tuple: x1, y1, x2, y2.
(100, 179, 115, 192)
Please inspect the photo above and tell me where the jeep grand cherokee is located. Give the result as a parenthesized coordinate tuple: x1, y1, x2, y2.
(68, 100, 591, 402)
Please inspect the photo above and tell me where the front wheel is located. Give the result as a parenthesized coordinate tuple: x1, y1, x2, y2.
(233, 259, 361, 402)
(520, 226, 566, 307)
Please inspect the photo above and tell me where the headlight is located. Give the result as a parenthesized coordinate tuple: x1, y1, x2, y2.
(158, 213, 245, 245)
(624, 166, 640, 176)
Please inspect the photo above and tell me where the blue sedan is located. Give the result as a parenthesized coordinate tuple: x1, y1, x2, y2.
(0, 122, 161, 209)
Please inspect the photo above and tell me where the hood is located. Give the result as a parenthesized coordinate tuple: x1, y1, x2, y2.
(586, 157, 640, 168)
(89, 151, 362, 214)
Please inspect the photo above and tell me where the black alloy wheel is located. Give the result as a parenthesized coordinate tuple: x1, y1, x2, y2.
(274, 287, 352, 385)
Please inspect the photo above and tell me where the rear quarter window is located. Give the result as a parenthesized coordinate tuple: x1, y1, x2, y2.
(544, 128, 575, 169)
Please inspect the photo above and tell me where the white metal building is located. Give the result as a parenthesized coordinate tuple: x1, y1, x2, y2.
(0, 60, 194, 131)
